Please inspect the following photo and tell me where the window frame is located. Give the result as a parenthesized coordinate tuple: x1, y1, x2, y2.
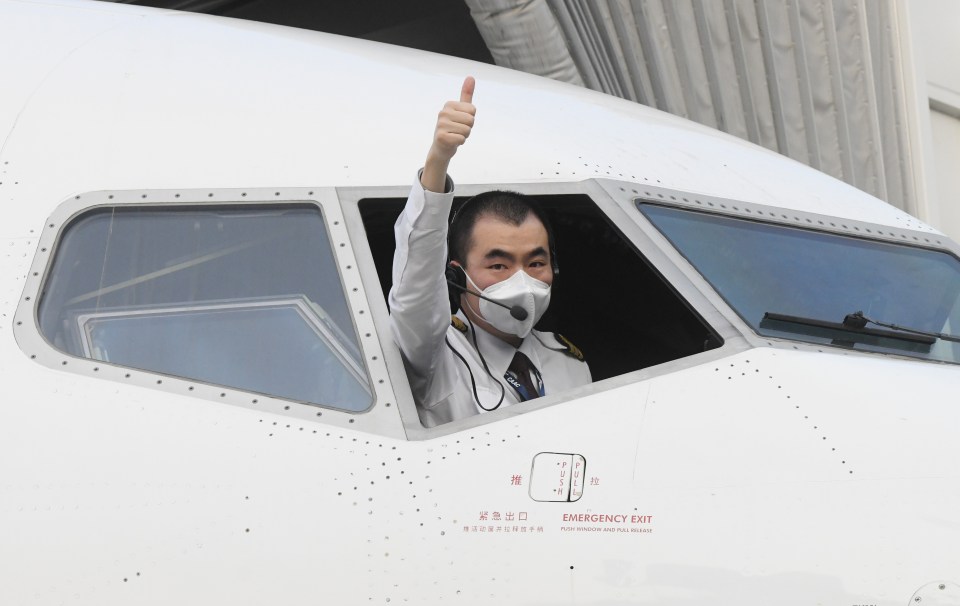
(14, 187, 408, 439)
(604, 180, 960, 362)
(339, 179, 749, 439)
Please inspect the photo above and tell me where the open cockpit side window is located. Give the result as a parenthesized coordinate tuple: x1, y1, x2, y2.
(359, 192, 722, 386)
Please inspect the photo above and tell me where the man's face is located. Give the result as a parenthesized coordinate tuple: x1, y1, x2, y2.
(457, 212, 553, 343)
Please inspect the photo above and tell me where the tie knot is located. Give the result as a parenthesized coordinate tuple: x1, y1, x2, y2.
(506, 351, 542, 401)
(510, 351, 534, 372)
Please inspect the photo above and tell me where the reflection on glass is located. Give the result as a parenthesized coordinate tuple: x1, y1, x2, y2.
(38, 205, 373, 411)
(639, 203, 960, 364)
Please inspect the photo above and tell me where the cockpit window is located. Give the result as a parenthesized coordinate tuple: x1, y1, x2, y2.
(360, 193, 723, 385)
(38, 205, 373, 411)
(640, 203, 960, 364)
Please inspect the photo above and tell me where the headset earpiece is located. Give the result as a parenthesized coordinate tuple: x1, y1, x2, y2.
(445, 262, 466, 314)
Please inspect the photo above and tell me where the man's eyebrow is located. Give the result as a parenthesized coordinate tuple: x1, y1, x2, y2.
(482, 247, 549, 261)
(483, 248, 514, 261)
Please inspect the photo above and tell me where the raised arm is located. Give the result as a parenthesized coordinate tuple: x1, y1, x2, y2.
(389, 77, 477, 400)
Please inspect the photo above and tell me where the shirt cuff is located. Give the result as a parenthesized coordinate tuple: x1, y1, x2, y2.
(412, 169, 456, 229)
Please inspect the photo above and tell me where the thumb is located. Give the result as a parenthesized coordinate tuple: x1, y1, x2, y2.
(460, 76, 475, 104)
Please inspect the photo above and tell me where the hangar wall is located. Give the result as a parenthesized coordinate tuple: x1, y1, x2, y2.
(466, 0, 959, 239)
(908, 0, 960, 241)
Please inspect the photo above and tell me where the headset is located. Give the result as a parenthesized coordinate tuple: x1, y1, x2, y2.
(445, 263, 469, 315)
(442, 190, 558, 411)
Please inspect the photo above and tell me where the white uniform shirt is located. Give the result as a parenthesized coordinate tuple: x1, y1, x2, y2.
(389, 174, 592, 427)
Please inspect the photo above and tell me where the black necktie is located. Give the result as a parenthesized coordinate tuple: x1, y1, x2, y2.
(506, 351, 542, 401)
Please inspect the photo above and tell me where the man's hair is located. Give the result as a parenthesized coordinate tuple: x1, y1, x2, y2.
(448, 190, 555, 267)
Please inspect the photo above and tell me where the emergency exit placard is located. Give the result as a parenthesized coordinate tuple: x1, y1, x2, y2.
(529, 452, 586, 502)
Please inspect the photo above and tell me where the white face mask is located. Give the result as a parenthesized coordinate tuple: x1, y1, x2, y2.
(465, 269, 552, 338)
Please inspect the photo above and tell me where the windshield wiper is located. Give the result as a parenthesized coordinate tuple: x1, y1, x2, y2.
(844, 311, 960, 344)
(761, 312, 937, 346)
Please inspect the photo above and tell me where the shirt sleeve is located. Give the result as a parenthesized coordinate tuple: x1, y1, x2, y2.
(388, 172, 456, 389)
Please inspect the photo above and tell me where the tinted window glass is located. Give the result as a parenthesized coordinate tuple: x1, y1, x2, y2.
(640, 204, 960, 364)
(38, 205, 372, 411)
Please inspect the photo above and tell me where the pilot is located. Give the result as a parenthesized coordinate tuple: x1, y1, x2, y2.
(389, 76, 591, 427)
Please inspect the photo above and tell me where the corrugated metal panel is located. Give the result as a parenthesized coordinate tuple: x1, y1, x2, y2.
(465, 0, 584, 84)
(465, 0, 914, 212)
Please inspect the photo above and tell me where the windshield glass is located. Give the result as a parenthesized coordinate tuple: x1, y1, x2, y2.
(38, 205, 373, 410)
(639, 203, 960, 364)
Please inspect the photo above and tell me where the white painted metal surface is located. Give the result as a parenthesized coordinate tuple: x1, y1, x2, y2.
(1, 1, 958, 604)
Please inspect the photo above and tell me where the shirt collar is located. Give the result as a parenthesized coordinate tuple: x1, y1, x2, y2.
(459, 311, 542, 379)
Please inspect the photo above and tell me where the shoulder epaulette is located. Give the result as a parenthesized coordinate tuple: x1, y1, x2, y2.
(555, 333, 585, 361)
(451, 316, 468, 333)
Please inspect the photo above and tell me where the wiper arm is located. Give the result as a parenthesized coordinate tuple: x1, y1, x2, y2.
(846, 311, 960, 344)
(762, 312, 936, 346)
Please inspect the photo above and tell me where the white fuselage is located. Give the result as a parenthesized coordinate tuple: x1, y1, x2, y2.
(1, 1, 958, 605)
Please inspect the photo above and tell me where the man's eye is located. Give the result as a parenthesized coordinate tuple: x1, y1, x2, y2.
(489, 263, 507, 270)
(529, 261, 546, 268)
